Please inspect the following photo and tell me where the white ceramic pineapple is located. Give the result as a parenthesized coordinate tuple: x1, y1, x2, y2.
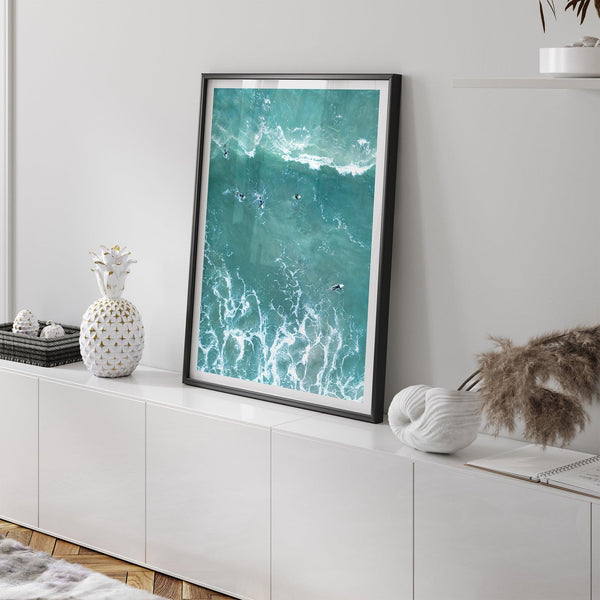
(80, 245, 144, 378)
(13, 309, 39, 336)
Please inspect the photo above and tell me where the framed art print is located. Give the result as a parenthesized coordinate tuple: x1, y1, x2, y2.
(183, 73, 401, 423)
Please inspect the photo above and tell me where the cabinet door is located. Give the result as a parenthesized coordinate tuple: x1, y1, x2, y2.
(39, 380, 145, 561)
(0, 370, 38, 527)
(146, 404, 270, 600)
(415, 462, 590, 600)
(271, 431, 413, 600)
(593, 503, 600, 600)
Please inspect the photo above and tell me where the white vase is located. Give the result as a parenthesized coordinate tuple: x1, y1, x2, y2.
(540, 47, 600, 77)
(388, 385, 481, 454)
(79, 245, 144, 378)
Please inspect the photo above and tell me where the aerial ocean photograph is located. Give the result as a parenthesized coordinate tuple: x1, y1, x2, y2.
(197, 85, 380, 404)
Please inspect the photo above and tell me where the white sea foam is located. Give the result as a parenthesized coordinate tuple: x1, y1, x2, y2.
(198, 261, 362, 401)
(335, 163, 375, 176)
(272, 125, 311, 154)
(214, 122, 375, 177)
(198, 211, 367, 402)
(282, 153, 334, 171)
(278, 149, 374, 176)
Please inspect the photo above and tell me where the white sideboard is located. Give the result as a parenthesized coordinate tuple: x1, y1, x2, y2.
(0, 359, 598, 600)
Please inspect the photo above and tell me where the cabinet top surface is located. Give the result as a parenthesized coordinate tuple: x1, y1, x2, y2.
(0, 360, 309, 429)
(0, 360, 507, 464)
(1, 359, 597, 503)
(273, 412, 522, 459)
(0, 360, 522, 462)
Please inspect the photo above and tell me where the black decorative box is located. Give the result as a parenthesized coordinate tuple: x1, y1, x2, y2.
(0, 322, 82, 367)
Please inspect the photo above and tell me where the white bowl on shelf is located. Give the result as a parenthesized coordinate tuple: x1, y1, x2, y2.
(540, 47, 600, 77)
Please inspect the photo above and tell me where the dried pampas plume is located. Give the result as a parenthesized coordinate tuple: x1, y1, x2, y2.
(460, 326, 600, 447)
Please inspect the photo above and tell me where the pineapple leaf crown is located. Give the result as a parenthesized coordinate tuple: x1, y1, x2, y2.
(90, 244, 137, 300)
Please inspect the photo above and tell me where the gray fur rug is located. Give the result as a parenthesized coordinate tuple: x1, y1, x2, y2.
(0, 535, 164, 600)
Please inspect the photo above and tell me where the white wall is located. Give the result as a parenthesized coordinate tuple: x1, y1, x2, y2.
(0, 0, 10, 322)
(12, 1, 600, 449)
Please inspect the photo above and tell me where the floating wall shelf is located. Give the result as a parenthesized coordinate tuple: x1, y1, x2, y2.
(454, 77, 600, 89)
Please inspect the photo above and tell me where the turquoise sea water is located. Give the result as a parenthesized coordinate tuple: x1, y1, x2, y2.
(197, 86, 380, 403)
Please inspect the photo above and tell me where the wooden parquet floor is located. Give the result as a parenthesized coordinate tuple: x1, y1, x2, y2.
(0, 519, 233, 599)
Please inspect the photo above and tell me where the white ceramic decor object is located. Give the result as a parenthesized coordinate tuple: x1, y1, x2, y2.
(388, 385, 481, 454)
(40, 321, 65, 339)
(540, 47, 600, 77)
(80, 245, 144, 378)
(12, 309, 39, 336)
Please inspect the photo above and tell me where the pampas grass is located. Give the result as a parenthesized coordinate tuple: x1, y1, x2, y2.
(464, 326, 600, 447)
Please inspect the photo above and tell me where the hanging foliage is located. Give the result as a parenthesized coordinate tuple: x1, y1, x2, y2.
(565, 0, 600, 24)
(539, 0, 557, 31)
(539, 0, 600, 30)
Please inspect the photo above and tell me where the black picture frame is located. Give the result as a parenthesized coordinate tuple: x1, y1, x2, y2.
(183, 73, 401, 423)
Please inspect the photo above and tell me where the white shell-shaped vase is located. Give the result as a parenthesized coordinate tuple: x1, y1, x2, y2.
(388, 385, 482, 454)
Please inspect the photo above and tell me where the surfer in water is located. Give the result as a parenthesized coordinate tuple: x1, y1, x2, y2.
(236, 191, 245, 201)
(223, 145, 228, 159)
(258, 196, 264, 209)
(330, 283, 344, 291)
(294, 194, 302, 200)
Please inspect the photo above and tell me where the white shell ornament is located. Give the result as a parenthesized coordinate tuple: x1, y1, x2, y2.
(12, 309, 39, 336)
(388, 385, 482, 454)
(40, 321, 65, 339)
(80, 245, 144, 378)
